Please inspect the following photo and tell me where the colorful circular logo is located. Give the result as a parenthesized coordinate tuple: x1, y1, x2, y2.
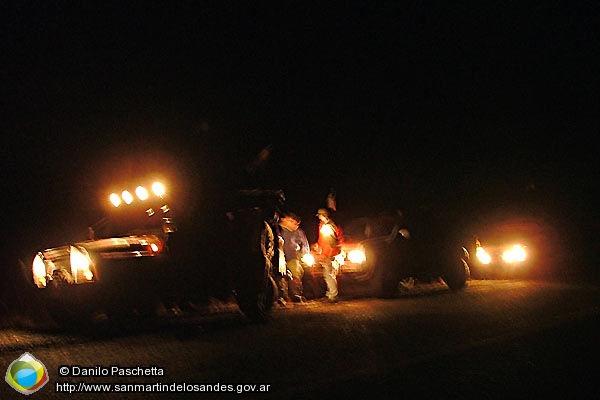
(5, 352, 49, 395)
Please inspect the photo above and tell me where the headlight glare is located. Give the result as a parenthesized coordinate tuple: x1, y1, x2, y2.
(502, 244, 527, 263)
(347, 249, 366, 264)
(301, 253, 315, 267)
(334, 253, 345, 266)
(152, 181, 165, 197)
(109, 193, 121, 207)
(32, 254, 47, 288)
(121, 190, 134, 205)
(70, 246, 94, 283)
(136, 185, 149, 200)
(476, 246, 491, 264)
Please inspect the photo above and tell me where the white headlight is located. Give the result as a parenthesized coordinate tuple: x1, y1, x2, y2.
(502, 245, 527, 263)
(70, 246, 94, 283)
(109, 193, 121, 207)
(121, 190, 134, 205)
(136, 185, 149, 200)
(476, 246, 492, 264)
(301, 253, 315, 267)
(32, 254, 47, 288)
(152, 181, 166, 197)
(347, 249, 366, 264)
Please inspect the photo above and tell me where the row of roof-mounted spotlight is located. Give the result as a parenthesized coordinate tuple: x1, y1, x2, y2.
(109, 182, 166, 208)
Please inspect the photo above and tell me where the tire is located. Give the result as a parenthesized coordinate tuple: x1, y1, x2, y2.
(366, 244, 401, 298)
(442, 259, 470, 290)
(43, 280, 95, 328)
(236, 275, 275, 322)
(371, 263, 401, 298)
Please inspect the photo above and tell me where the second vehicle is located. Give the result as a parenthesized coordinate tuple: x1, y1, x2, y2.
(302, 210, 470, 299)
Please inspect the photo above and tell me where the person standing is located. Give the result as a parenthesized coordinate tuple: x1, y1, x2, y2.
(279, 212, 310, 303)
(274, 232, 289, 307)
(315, 208, 343, 303)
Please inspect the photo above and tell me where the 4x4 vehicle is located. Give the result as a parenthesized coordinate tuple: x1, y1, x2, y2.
(302, 211, 470, 299)
(29, 181, 280, 324)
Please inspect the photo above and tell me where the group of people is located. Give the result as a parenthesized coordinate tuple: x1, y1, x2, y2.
(274, 207, 343, 306)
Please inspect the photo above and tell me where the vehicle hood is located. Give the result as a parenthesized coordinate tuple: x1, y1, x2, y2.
(40, 235, 164, 262)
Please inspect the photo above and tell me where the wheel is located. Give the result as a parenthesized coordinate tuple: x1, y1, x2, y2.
(236, 275, 275, 323)
(442, 259, 470, 290)
(371, 263, 401, 298)
(43, 279, 96, 328)
(366, 244, 401, 298)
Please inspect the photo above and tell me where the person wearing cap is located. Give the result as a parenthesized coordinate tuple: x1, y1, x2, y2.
(315, 208, 343, 303)
(279, 212, 310, 303)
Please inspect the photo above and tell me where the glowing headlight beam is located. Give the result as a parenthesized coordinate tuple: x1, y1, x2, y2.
(476, 246, 492, 265)
(32, 254, 47, 288)
(333, 253, 345, 266)
(502, 245, 527, 263)
(347, 249, 367, 264)
(301, 253, 315, 267)
(121, 190, 134, 205)
(136, 186, 149, 200)
(70, 246, 93, 283)
(152, 181, 165, 197)
(109, 193, 121, 207)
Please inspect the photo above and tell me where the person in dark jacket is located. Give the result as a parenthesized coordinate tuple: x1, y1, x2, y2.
(279, 212, 310, 302)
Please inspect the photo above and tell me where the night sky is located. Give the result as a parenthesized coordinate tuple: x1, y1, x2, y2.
(1, 2, 598, 259)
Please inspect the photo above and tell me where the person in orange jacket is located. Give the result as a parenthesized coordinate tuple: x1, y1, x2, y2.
(315, 208, 343, 302)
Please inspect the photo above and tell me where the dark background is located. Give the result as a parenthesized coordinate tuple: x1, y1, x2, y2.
(1, 2, 597, 274)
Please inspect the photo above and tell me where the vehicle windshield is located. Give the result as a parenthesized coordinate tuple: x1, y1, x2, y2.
(344, 215, 400, 241)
